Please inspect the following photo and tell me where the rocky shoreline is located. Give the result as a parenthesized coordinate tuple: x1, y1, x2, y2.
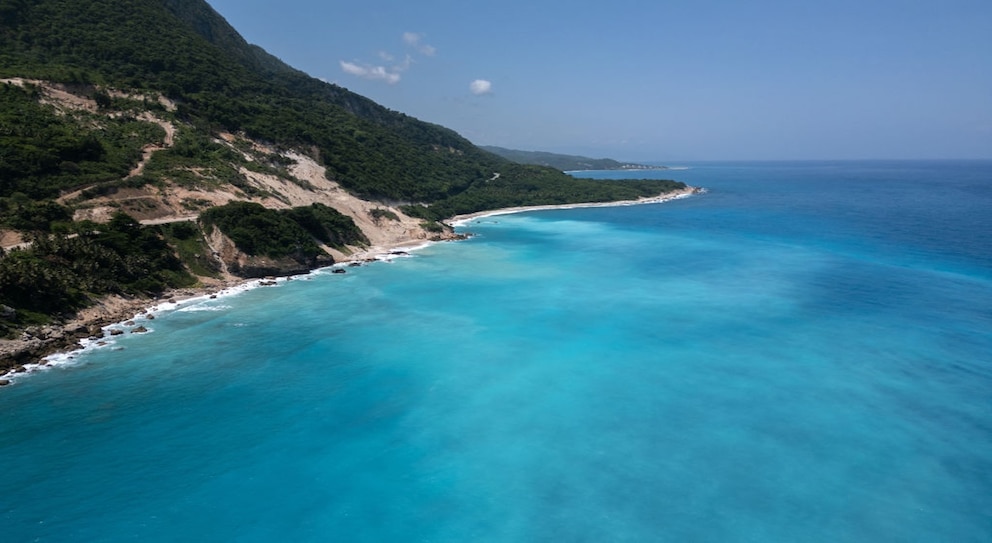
(0, 232, 470, 383)
(0, 286, 233, 383)
(0, 242, 434, 386)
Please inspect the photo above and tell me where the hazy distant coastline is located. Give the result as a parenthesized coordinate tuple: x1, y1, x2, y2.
(481, 146, 667, 172)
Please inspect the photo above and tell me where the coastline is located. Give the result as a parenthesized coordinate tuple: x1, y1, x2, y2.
(0, 186, 702, 385)
(445, 185, 702, 226)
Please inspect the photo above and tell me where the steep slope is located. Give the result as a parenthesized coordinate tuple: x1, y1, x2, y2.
(0, 0, 500, 202)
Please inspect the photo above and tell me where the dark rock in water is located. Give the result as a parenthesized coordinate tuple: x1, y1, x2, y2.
(390, 251, 409, 256)
(88, 325, 103, 336)
(0, 379, 10, 386)
(124, 320, 135, 326)
(260, 280, 277, 286)
(97, 341, 107, 346)
(132, 326, 148, 334)
(146, 314, 155, 320)
(209, 294, 217, 299)
(348, 262, 362, 267)
(332, 268, 346, 274)
(109, 329, 124, 336)
(13, 365, 27, 373)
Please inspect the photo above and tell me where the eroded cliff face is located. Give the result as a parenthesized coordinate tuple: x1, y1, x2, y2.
(202, 225, 334, 279)
(0, 80, 456, 274)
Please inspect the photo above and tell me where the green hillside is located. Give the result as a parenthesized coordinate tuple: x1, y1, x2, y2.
(0, 0, 682, 207)
(0, 0, 496, 202)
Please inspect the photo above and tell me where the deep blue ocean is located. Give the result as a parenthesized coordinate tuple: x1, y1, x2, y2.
(2, 161, 991, 542)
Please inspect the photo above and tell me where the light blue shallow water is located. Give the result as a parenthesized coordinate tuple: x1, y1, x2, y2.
(2, 161, 991, 542)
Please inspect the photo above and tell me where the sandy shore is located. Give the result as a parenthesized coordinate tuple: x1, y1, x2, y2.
(0, 186, 701, 384)
(445, 186, 702, 226)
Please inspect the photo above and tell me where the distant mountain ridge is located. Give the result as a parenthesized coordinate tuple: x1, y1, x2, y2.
(482, 146, 666, 172)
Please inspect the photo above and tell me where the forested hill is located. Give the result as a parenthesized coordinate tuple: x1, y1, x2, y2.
(481, 146, 666, 172)
(1, 0, 682, 206)
(0, 0, 687, 340)
(0, 0, 495, 202)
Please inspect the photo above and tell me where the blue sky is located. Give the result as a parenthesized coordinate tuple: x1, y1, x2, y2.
(206, 0, 991, 161)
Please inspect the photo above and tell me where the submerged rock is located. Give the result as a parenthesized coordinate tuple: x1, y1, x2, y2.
(132, 326, 148, 334)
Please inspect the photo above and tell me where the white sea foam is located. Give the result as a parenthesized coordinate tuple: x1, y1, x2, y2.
(1, 282, 270, 386)
(0, 333, 126, 385)
(375, 242, 435, 262)
(176, 304, 232, 313)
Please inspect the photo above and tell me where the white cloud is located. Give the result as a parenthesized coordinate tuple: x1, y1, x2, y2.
(470, 79, 493, 95)
(394, 54, 413, 72)
(341, 32, 434, 85)
(403, 32, 436, 56)
(340, 61, 401, 84)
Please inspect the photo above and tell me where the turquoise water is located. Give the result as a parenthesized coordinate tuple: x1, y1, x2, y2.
(2, 161, 991, 542)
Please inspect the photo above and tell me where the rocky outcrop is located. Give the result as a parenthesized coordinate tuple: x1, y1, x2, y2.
(0, 291, 202, 374)
(202, 225, 335, 279)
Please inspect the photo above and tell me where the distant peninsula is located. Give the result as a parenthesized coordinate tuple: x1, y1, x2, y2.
(481, 146, 667, 172)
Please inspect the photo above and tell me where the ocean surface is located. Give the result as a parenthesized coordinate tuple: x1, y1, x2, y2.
(2, 160, 991, 542)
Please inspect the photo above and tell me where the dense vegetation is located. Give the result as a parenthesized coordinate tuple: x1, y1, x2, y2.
(0, 213, 194, 333)
(0, 0, 501, 202)
(200, 202, 366, 259)
(481, 146, 664, 172)
(0, 82, 163, 201)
